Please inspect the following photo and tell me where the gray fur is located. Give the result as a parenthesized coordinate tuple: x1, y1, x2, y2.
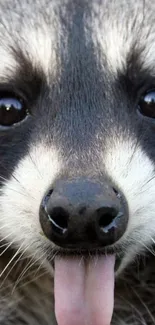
(0, 1, 155, 324)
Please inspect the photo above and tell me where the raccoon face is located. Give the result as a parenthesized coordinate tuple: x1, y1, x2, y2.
(0, 0, 154, 275)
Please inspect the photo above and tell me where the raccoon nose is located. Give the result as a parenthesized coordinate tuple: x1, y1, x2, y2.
(39, 178, 128, 249)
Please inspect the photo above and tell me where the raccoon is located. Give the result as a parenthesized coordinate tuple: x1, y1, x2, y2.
(0, 1, 154, 324)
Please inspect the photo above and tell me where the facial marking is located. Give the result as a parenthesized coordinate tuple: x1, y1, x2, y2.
(104, 136, 155, 267)
(0, 0, 154, 276)
(0, 47, 18, 80)
(0, 144, 62, 261)
(89, 0, 155, 78)
(20, 26, 58, 77)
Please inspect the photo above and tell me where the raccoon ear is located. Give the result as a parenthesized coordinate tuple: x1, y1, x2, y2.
(138, 89, 155, 118)
(0, 91, 29, 127)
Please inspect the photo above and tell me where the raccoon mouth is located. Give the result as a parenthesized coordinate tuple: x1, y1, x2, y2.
(50, 246, 123, 272)
(53, 249, 119, 325)
(50, 244, 122, 257)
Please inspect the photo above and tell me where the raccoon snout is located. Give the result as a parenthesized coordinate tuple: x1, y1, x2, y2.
(39, 178, 128, 249)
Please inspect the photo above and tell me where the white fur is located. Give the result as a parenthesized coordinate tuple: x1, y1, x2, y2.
(104, 136, 155, 269)
(1, 133, 155, 274)
(0, 47, 17, 79)
(20, 25, 58, 77)
(92, 21, 131, 74)
(90, 1, 145, 74)
(0, 144, 62, 267)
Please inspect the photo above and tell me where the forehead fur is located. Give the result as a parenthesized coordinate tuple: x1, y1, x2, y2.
(0, 0, 154, 79)
(91, 1, 155, 73)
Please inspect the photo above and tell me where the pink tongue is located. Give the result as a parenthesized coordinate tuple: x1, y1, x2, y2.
(54, 255, 115, 325)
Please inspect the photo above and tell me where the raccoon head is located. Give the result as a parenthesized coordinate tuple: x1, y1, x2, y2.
(0, 1, 155, 325)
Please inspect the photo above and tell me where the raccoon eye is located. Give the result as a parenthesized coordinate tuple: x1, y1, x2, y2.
(138, 90, 155, 118)
(0, 92, 28, 127)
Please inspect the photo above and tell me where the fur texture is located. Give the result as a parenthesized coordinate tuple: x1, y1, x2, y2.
(0, 0, 155, 324)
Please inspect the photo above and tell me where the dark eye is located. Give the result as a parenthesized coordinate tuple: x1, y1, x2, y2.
(138, 90, 155, 118)
(0, 92, 28, 127)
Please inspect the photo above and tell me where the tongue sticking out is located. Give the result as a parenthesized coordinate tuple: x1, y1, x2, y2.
(54, 255, 115, 325)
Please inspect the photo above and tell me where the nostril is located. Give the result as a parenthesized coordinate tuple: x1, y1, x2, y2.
(97, 207, 119, 233)
(40, 179, 128, 248)
(48, 207, 69, 236)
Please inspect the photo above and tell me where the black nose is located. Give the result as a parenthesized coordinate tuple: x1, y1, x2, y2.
(39, 178, 128, 249)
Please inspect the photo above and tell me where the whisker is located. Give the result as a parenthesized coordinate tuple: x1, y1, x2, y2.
(116, 293, 147, 323)
(2, 243, 32, 292)
(0, 174, 36, 200)
(28, 151, 43, 180)
(1, 250, 27, 290)
(0, 232, 15, 243)
(17, 269, 49, 291)
(0, 241, 14, 256)
(0, 222, 17, 232)
(13, 256, 36, 289)
(0, 185, 31, 199)
(14, 251, 47, 289)
(20, 253, 49, 287)
(132, 287, 155, 324)
(138, 240, 155, 257)
(0, 242, 25, 278)
(141, 174, 155, 190)
(0, 242, 11, 249)
(150, 237, 155, 245)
